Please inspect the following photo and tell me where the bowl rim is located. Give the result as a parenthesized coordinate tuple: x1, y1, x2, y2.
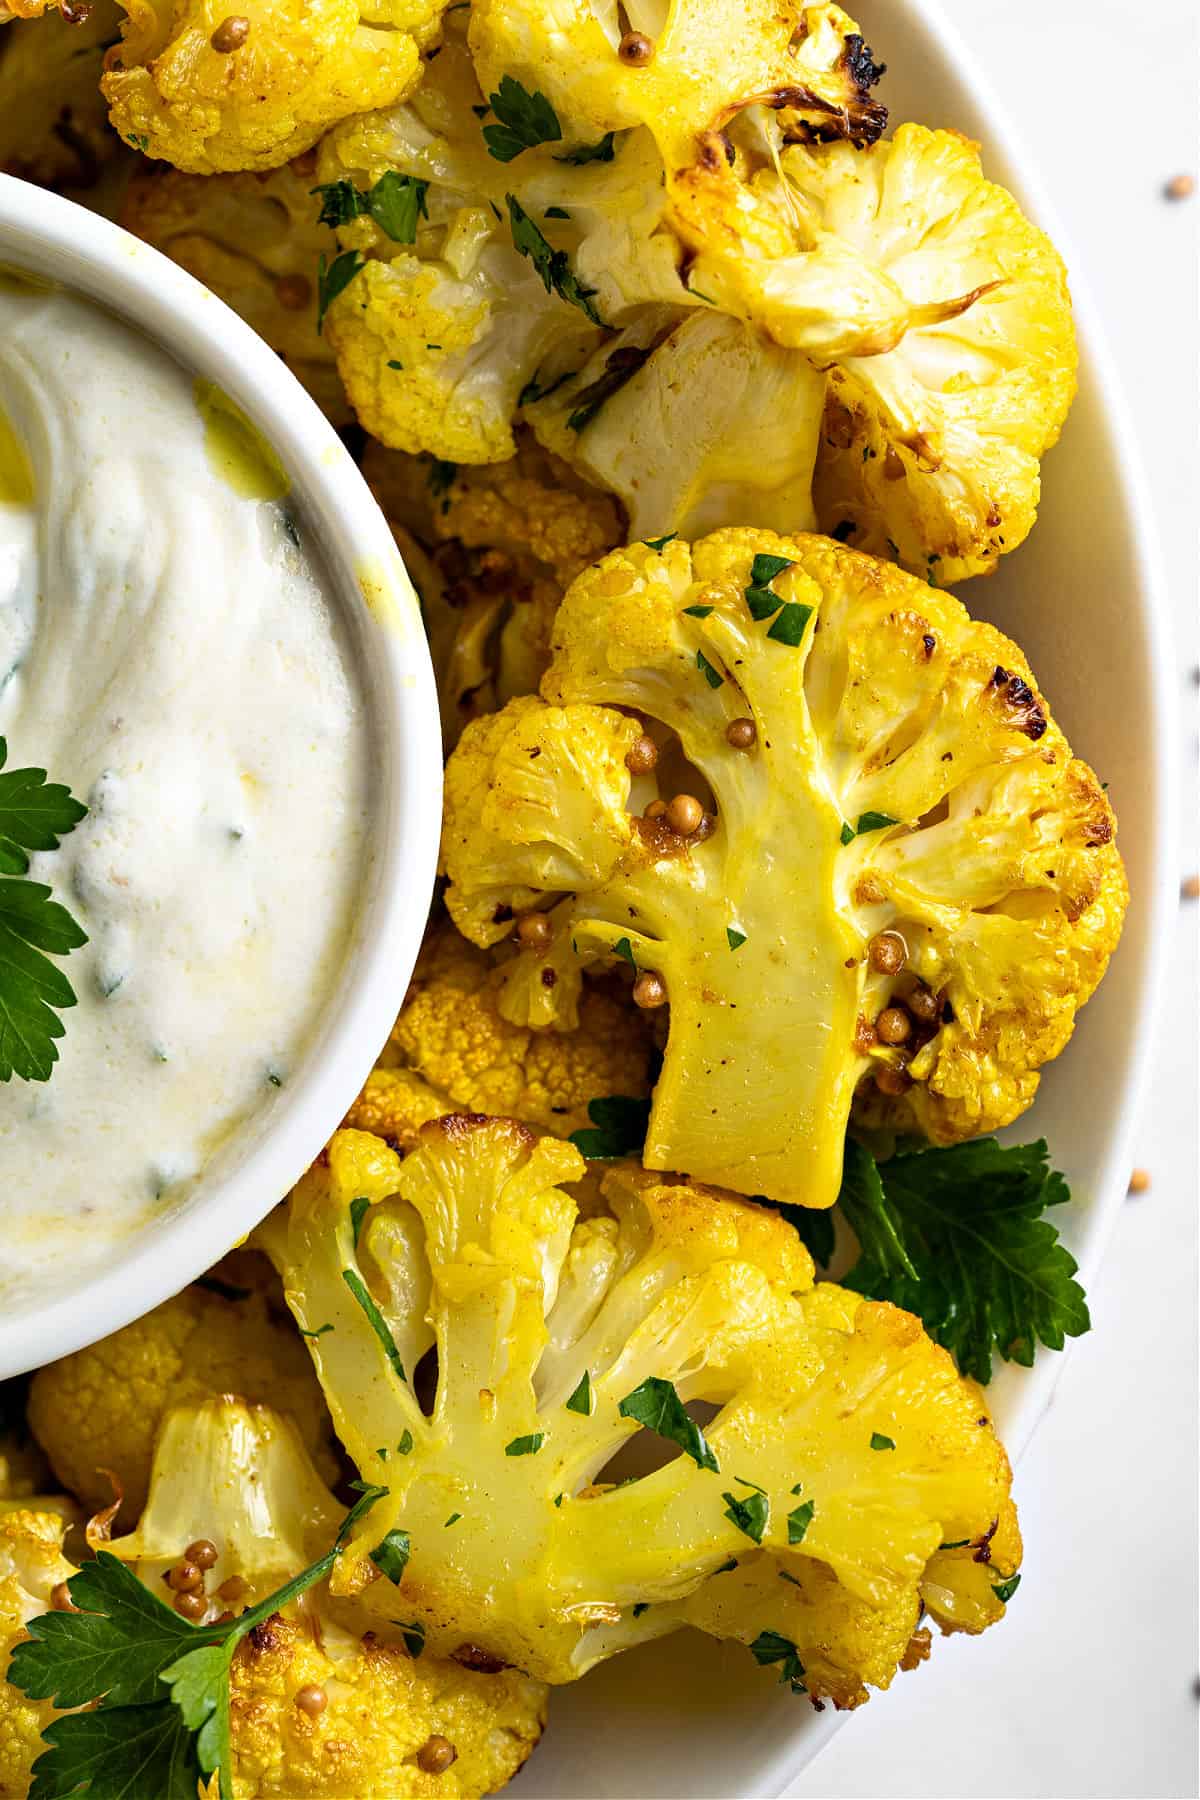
(753, 2, 1179, 1791)
(0, 172, 442, 1378)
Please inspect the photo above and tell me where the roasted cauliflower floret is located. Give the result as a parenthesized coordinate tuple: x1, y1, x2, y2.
(0, 1509, 75, 1798)
(671, 124, 1077, 581)
(8, 1400, 548, 1799)
(364, 435, 623, 744)
(121, 158, 351, 422)
(0, 1, 123, 194)
(100, 0, 451, 175)
(27, 1259, 338, 1519)
(441, 531, 1125, 1207)
(468, 0, 887, 170)
(345, 919, 655, 1144)
(263, 1117, 1019, 1700)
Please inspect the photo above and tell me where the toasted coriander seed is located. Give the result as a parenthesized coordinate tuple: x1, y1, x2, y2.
(906, 983, 940, 1023)
(625, 734, 659, 775)
(875, 1005, 912, 1046)
(1165, 173, 1195, 200)
(185, 1538, 219, 1570)
(417, 1735, 459, 1775)
(644, 798, 668, 820)
(275, 273, 312, 311)
(295, 1685, 328, 1717)
(1127, 1168, 1151, 1195)
(211, 13, 250, 50)
(618, 29, 655, 64)
(217, 1574, 247, 1602)
(168, 1560, 204, 1593)
(174, 1590, 209, 1621)
(666, 793, 704, 837)
(1182, 873, 1200, 900)
(874, 1063, 911, 1096)
(516, 912, 553, 950)
(50, 1581, 76, 1612)
(725, 717, 757, 750)
(632, 971, 667, 1009)
(867, 930, 906, 976)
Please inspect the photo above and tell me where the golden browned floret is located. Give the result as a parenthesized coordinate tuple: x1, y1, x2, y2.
(120, 157, 352, 421)
(344, 918, 655, 1143)
(0, 1509, 75, 1798)
(228, 1610, 547, 1799)
(0, 1, 125, 195)
(101, 0, 454, 175)
(364, 436, 623, 748)
(27, 1258, 338, 1519)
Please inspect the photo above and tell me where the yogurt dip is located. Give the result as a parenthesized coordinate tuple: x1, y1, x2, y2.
(0, 277, 370, 1308)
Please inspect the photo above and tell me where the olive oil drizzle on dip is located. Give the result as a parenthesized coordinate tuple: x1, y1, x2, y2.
(0, 280, 370, 1307)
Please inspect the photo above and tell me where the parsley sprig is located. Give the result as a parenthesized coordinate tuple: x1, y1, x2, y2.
(10, 1486, 387, 1800)
(312, 172, 429, 243)
(0, 738, 88, 1083)
(506, 196, 609, 326)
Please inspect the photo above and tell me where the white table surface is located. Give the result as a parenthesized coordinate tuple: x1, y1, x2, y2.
(788, 3, 1200, 1797)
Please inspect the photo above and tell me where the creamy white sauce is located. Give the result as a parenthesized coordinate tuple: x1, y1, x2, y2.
(0, 281, 370, 1308)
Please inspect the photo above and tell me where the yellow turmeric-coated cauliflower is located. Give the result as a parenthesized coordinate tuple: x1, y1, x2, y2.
(262, 1117, 1020, 1700)
(363, 435, 623, 745)
(441, 530, 1125, 1208)
(27, 1258, 338, 1519)
(6, 1399, 548, 1799)
(120, 157, 352, 422)
(345, 917, 655, 1144)
(468, 0, 887, 170)
(670, 123, 1077, 581)
(100, 0, 451, 175)
(0, 1, 124, 194)
(0, 1509, 75, 1798)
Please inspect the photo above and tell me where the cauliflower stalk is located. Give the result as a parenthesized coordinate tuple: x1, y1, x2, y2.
(3, 1400, 547, 1799)
(262, 1117, 1020, 1701)
(101, 0, 453, 175)
(345, 918, 656, 1146)
(28, 1261, 337, 1519)
(441, 531, 1126, 1208)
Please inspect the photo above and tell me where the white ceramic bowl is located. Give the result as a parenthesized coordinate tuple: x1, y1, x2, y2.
(509, 2, 1177, 1795)
(0, 174, 442, 1380)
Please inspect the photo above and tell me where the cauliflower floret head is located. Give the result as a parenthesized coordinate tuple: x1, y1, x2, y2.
(468, 0, 887, 169)
(345, 917, 657, 1144)
(0, 1, 124, 194)
(120, 157, 352, 422)
(441, 530, 1126, 1208)
(101, 0, 451, 175)
(364, 435, 623, 745)
(6, 1399, 548, 1799)
(27, 1257, 338, 1519)
(0, 1509, 75, 1798)
(263, 1117, 1019, 1700)
(670, 123, 1077, 581)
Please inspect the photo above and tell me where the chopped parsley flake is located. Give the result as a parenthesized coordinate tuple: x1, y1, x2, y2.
(696, 649, 724, 689)
(787, 1500, 815, 1544)
(766, 602, 814, 647)
(504, 1433, 546, 1457)
(369, 1529, 411, 1584)
(618, 1376, 719, 1473)
(749, 1629, 806, 1692)
(397, 1620, 425, 1658)
(444, 1512, 463, 1527)
(612, 936, 638, 971)
(683, 604, 714, 617)
(397, 1430, 414, 1456)
(342, 1269, 407, 1382)
(869, 1431, 895, 1451)
(483, 76, 563, 161)
(349, 1195, 370, 1246)
(632, 1602, 650, 1617)
(722, 1489, 769, 1543)
(315, 249, 364, 335)
(299, 1324, 333, 1339)
(565, 1371, 594, 1416)
(569, 1094, 651, 1160)
(312, 173, 428, 243)
(557, 131, 617, 165)
(991, 1572, 1021, 1603)
(643, 534, 677, 552)
(506, 195, 607, 325)
(726, 927, 747, 951)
